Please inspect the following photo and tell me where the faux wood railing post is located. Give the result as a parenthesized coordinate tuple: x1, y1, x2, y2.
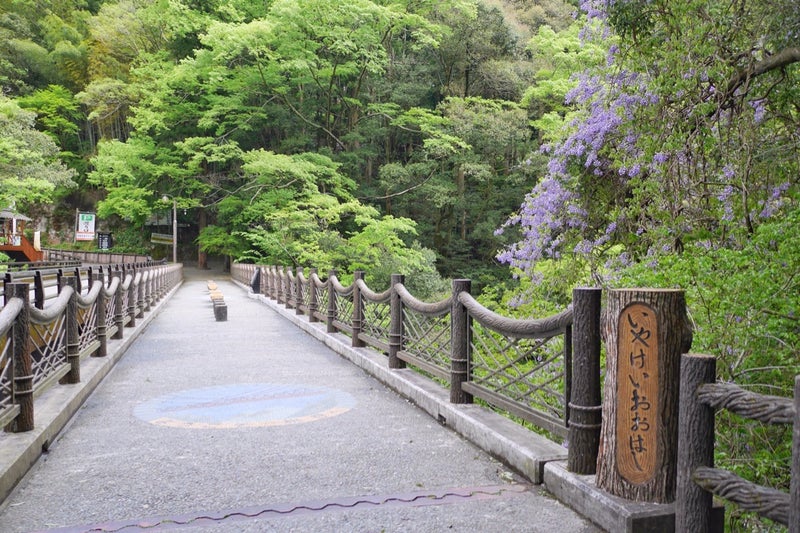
(154, 267, 160, 303)
(791, 375, 800, 533)
(62, 277, 80, 384)
(295, 267, 304, 315)
(326, 269, 337, 333)
(127, 273, 137, 327)
(73, 267, 82, 294)
(286, 268, 293, 308)
(33, 271, 44, 309)
(285, 268, 292, 306)
(267, 266, 275, 299)
(290, 267, 297, 308)
(156, 267, 164, 300)
(260, 266, 268, 297)
(250, 265, 261, 295)
(276, 267, 285, 304)
(596, 289, 693, 503)
(275, 266, 282, 303)
(388, 274, 405, 369)
(136, 272, 145, 318)
(676, 353, 717, 532)
(567, 287, 602, 474)
(113, 271, 124, 340)
(10, 283, 33, 432)
(143, 270, 151, 312)
(450, 279, 472, 404)
(95, 273, 107, 357)
(2, 273, 10, 305)
(352, 271, 365, 347)
(308, 268, 319, 323)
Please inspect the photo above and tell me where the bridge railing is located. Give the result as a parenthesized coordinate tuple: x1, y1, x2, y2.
(677, 353, 800, 532)
(0, 260, 166, 309)
(0, 263, 182, 432)
(41, 248, 155, 265)
(0, 260, 81, 272)
(231, 263, 603, 473)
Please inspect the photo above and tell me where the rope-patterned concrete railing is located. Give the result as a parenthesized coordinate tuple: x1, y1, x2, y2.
(0, 263, 182, 432)
(458, 288, 575, 438)
(391, 278, 452, 378)
(231, 263, 603, 473)
(1, 260, 167, 309)
(677, 354, 800, 532)
(41, 248, 156, 265)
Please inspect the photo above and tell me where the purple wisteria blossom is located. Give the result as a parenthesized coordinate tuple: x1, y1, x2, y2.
(717, 185, 736, 222)
(757, 182, 790, 219)
(496, 176, 586, 275)
(497, 1, 661, 282)
(749, 99, 767, 124)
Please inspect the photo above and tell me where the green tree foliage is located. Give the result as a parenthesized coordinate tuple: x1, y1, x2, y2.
(0, 95, 76, 209)
(200, 150, 444, 293)
(373, 97, 536, 278)
(0, 0, 98, 94)
(16, 85, 83, 166)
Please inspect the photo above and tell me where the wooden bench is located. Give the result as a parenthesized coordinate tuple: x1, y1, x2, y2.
(207, 280, 227, 321)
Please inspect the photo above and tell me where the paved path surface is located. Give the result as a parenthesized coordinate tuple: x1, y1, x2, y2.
(0, 268, 600, 532)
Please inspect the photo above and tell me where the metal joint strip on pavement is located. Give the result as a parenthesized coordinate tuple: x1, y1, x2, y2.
(39, 484, 531, 532)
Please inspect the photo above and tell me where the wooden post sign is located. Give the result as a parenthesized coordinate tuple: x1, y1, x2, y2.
(616, 302, 659, 484)
(596, 289, 693, 503)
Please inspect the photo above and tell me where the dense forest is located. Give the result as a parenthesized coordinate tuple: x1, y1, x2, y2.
(1, 0, 798, 528)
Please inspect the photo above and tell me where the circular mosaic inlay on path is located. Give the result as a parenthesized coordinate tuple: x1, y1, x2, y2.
(134, 383, 356, 429)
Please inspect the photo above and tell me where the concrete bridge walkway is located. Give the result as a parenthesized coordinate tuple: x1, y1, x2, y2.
(0, 268, 599, 532)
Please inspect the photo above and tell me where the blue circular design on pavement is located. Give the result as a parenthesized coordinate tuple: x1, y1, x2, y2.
(134, 383, 356, 429)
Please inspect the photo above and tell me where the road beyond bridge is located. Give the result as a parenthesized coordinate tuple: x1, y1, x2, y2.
(0, 268, 599, 532)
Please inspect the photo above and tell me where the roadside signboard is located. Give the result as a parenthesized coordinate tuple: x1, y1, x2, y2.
(76, 212, 96, 241)
(150, 232, 174, 245)
(97, 232, 113, 250)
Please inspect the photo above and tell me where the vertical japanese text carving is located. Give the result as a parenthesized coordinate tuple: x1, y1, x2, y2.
(616, 303, 659, 484)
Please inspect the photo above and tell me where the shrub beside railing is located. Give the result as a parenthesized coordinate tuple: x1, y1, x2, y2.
(231, 263, 604, 473)
(0, 263, 182, 432)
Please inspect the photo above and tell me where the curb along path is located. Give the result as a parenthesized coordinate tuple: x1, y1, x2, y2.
(0, 270, 599, 532)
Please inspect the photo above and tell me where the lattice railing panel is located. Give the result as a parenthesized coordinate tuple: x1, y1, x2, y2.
(470, 323, 567, 420)
(120, 289, 129, 319)
(105, 292, 117, 329)
(314, 285, 329, 318)
(30, 314, 67, 389)
(77, 301, 98, 354)
(287, 278, 297, 307)
(0, 333, 11, 411)
(362, 300, 391, 344)
(402, 308, 451, 376)
(335, 294, 354, 326)
(298, 280, 311, 308)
